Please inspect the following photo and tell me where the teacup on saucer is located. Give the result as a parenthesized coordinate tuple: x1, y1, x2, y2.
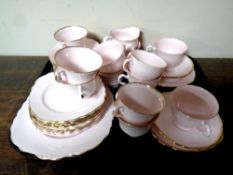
(118, 62, 161, 87)
(151, 93, 223, 151)
(29, 73, 106, 121)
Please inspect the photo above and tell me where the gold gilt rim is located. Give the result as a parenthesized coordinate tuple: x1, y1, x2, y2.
(32, 107, 105, 136)
(151, 120, 224, 152)
(29, 90, 107, 129)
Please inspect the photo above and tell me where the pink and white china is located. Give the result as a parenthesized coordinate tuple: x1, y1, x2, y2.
(123, 50, 167, 81)
(48, 42, 66, 68)
(103, 27, 141, 53)
(147, 38, 188, 68)
(95, 40, 125, 73)
(152, 93, 223, 151)
(158, 69, 196, 87)
(169, 85, 219, 137)
(118, 118, 151, 137)
(29, 73, 106, 121)
(10, 88, 114, 160)
(151, 121, 223, 152)
(114, 83, 165, 125)
(54, 47, 102, 85)
(54, 26, 88, 47)
(118, 62, 161, 87)
(162, 55, 194, 78)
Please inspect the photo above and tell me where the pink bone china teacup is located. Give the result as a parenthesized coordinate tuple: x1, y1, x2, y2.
(170, 85, 219, 137)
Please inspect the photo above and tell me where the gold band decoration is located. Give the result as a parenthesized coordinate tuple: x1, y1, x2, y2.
(29, 94, 108, 137)
(152, 123, 224, 152)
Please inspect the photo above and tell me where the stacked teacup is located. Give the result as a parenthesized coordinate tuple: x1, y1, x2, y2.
(147, 38, 195, 87)
(49, 26, 100, 69)
(28, 25, 117, 137)
(113, 83, 165, 137)
(97, 27, 141, 87)
(118, 50, 167, 87)
(29, 45, 111, 137)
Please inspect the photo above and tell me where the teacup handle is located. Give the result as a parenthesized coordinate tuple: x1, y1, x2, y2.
(146, 45, 156, 52)
(197, 121, 211, 137)
(55, 69, 68, 84)
(112, 106, 125, 119)
(118, 74, 129, 85)
(122, 58, 131, 74)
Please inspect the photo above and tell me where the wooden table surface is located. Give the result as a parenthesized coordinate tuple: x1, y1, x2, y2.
(0, 56, 232, 174)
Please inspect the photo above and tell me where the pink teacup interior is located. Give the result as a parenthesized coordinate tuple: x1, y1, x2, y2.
(55, 47, 102, 73)
(118, 83, 164, 115)
(171, 85, 219, 120)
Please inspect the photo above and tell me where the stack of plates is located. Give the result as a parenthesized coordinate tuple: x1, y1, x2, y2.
(10, 73, 114, 160)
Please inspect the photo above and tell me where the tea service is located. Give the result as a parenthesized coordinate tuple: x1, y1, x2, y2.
(10, 25, 224, 160)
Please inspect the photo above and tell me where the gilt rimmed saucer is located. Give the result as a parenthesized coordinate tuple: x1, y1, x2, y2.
(163, 55, 194, 78)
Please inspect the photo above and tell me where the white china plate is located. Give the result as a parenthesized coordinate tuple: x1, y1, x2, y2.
(163, 55, 194, 78)
(29, 73, 106, 121)
(10, 90, 114, 160)
(152, 93, 223, 150)
(158, 70, 196, 87)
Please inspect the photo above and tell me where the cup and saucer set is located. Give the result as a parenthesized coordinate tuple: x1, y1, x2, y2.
(10, 26, 223, 160)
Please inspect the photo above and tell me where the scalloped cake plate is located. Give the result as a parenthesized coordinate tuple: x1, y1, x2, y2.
(10, 89, 114, 160)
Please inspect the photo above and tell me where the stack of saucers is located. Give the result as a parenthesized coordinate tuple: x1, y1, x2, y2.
(151, 85, 223, 151)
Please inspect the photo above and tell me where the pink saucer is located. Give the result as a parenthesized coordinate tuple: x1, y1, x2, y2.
(163, 55, 194, 78)
(151, 93, 223, 151)
(158, 70, 195, 87)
